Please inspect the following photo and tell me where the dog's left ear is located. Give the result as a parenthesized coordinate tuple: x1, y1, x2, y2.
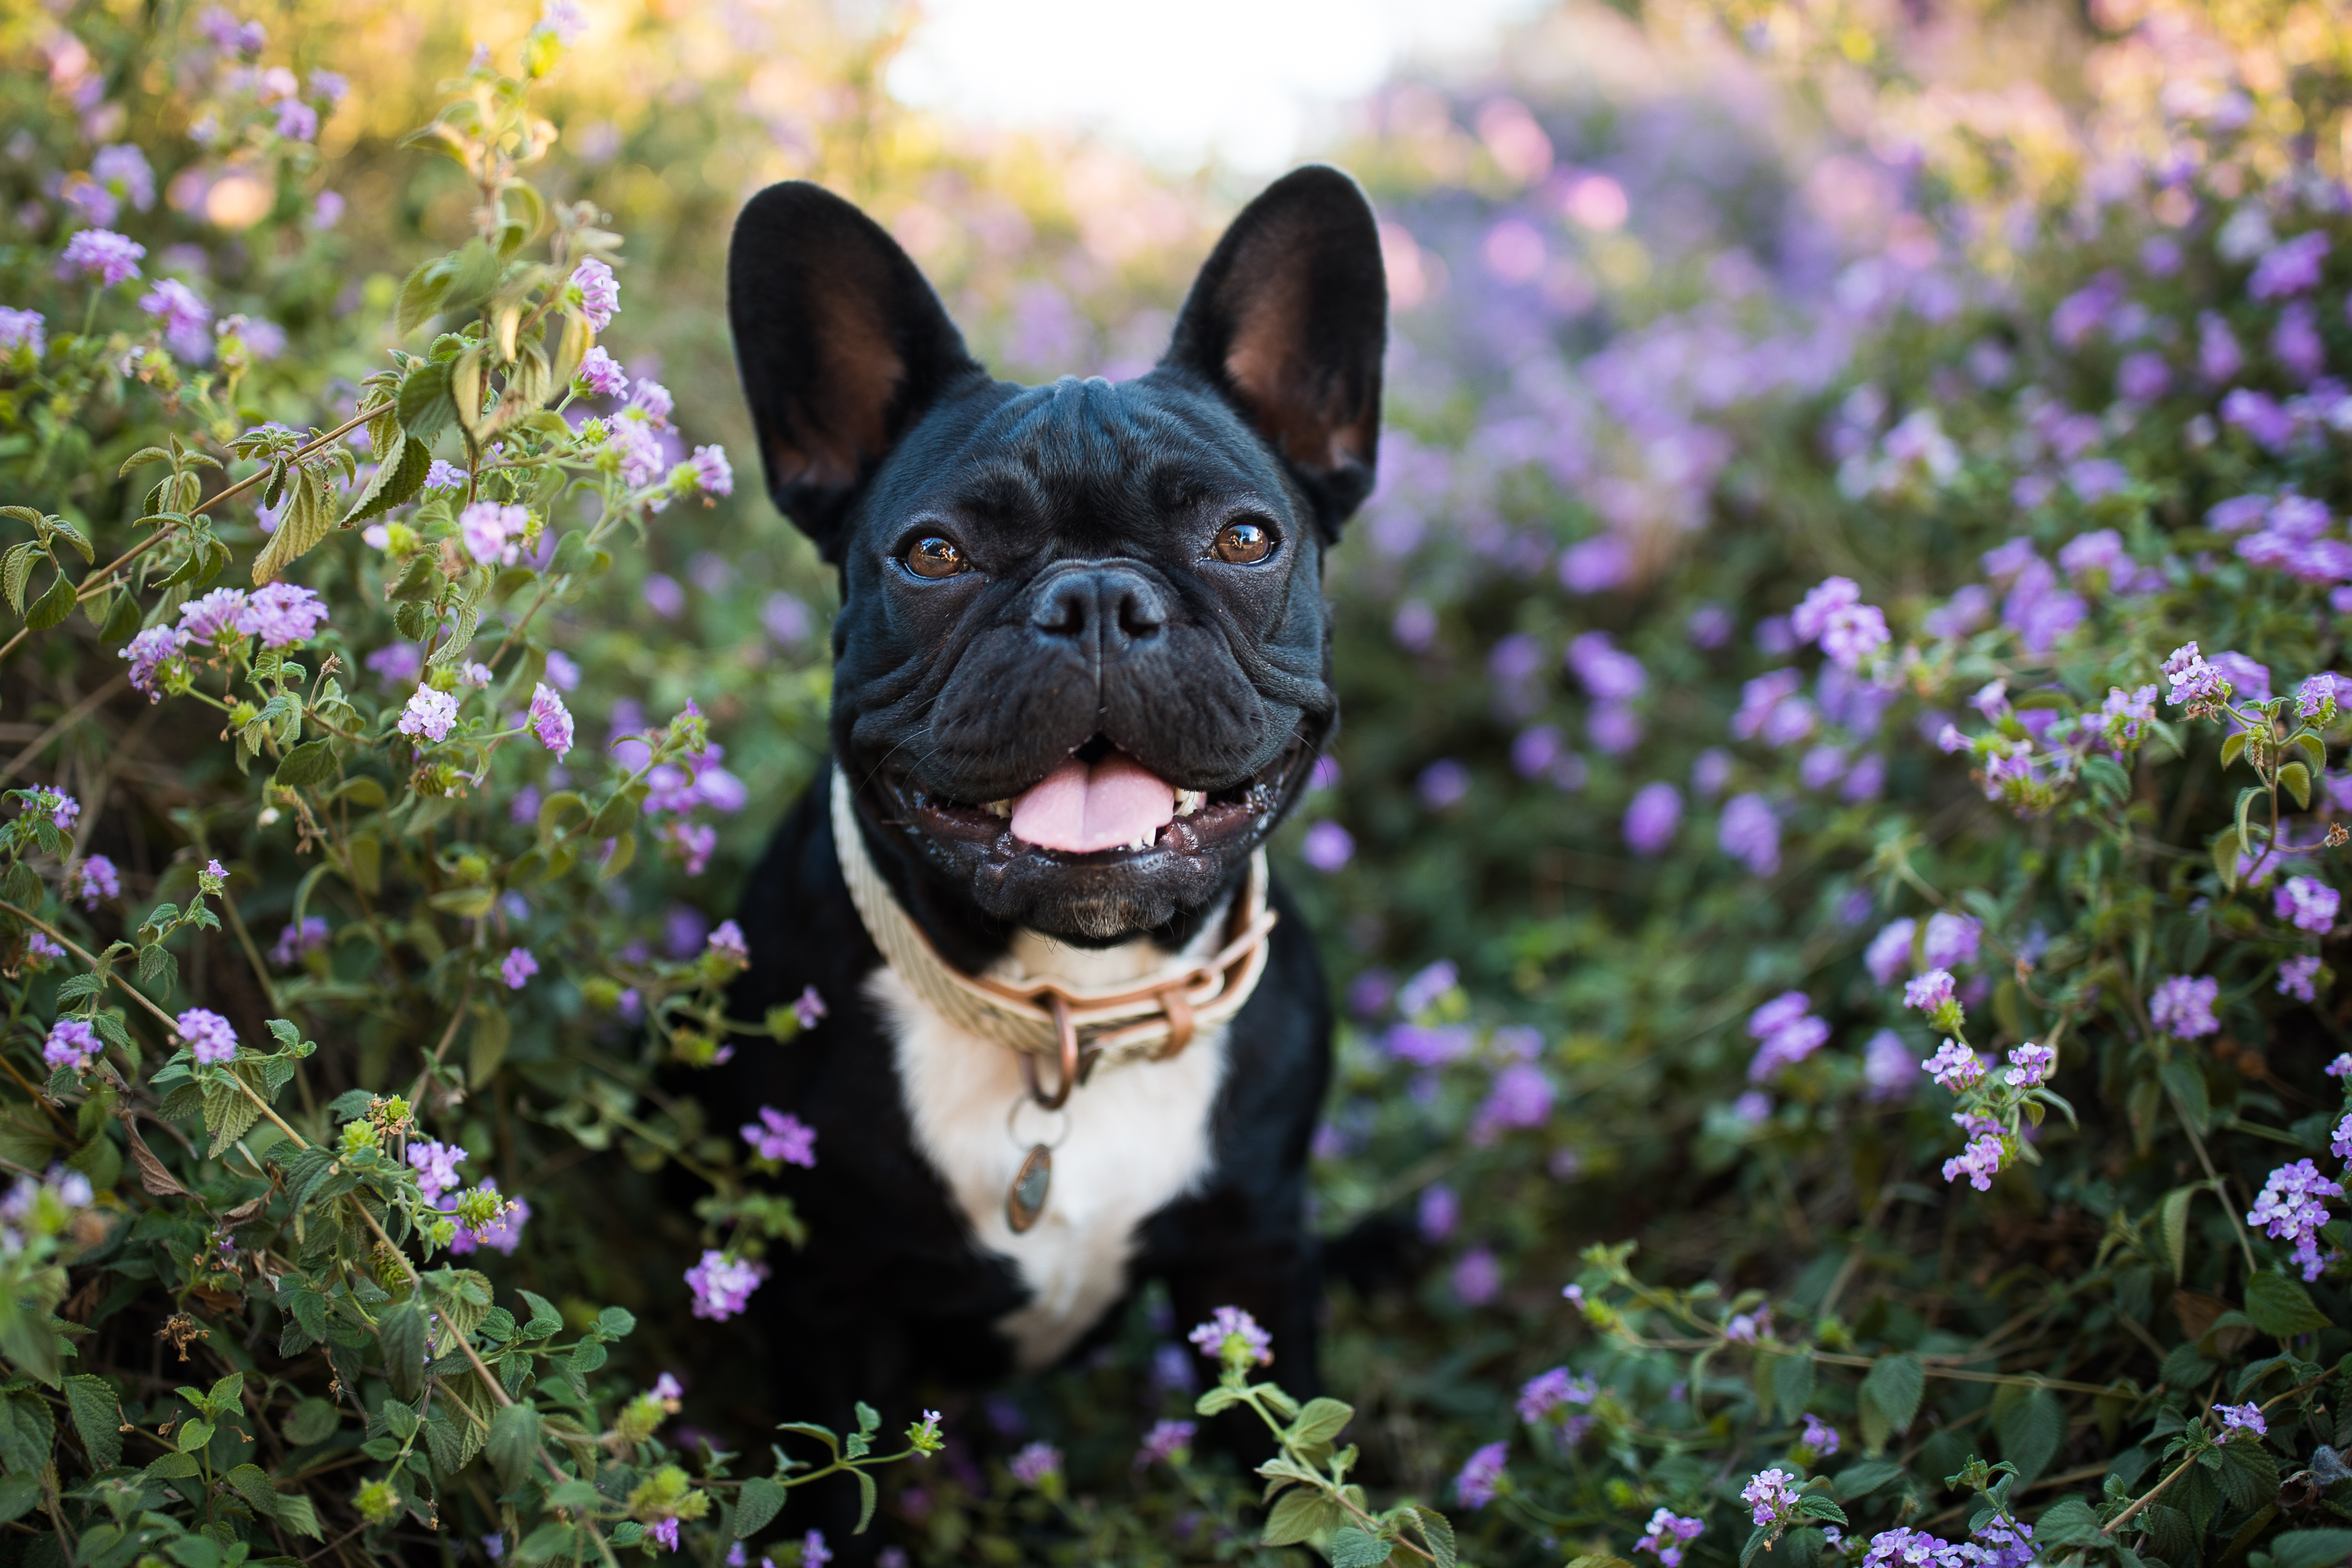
(1160, 166, 1387, 539)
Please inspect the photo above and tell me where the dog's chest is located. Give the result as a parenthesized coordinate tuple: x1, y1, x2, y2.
(871, 924, 1229, 1371)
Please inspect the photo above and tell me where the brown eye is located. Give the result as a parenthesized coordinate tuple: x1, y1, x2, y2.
(1211, 519, 1274, 565)
(903, 536, 968, 579)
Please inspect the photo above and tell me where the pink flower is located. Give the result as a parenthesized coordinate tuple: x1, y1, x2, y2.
(179, 588, 251, 645)
(1943, 1133, 2005, 1191)
(2150, 974, 2220, 1039)
(500, 947, 539, 989)
(1904, 969, 1955, 1013)
(140, 278, 211, 361)
(1637, 1510, 1705, 1568)
(576, 345, 627, 398)
(683, 445, 733, 498)
(236, 583, 327, 648)
(69, 855, 120, 908)
(1188, 1305, 1274, 1366)
(528, 683, 574, 757)
(1135, 1419, 1196, 1468)
(1742, 1467, 1800, 1527)
(1921, 1040, 1984, 1091)
(2276, 876, 2340, 933)
(407, 1139, 467, 1202)
(2279, 955, 2323, 1002)
(458, 501, 529, 566)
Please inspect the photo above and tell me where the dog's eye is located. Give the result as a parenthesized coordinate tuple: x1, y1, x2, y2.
(1210, 519, 1275, 565)
(902, 536, 969, 579)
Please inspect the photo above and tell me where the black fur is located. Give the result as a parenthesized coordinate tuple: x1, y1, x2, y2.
(697, 166, 1385, 1551)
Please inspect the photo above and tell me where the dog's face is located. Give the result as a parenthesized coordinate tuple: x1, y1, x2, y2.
(727, 169, 1386, 943)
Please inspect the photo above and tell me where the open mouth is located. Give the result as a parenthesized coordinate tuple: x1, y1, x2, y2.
(877, 732, 1308, 862)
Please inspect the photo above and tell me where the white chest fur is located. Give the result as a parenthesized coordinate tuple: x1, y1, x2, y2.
(869, 916, 1231, 1371)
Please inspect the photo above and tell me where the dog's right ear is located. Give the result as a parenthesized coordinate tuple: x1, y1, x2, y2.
(727, 182, 984, 560)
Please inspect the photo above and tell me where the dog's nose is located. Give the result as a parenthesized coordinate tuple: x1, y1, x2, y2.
(1029, 565, 1166, 660)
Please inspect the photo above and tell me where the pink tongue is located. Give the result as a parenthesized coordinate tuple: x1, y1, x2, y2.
(1008, 751, 1177, 853)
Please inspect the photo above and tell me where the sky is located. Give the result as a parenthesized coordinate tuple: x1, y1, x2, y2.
(886, 0, 1552, 171)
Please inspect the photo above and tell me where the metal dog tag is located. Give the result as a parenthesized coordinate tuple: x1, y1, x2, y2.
(1007, 1144, 1052, 1233)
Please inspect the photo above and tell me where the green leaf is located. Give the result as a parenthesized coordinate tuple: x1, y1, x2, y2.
(2216, 1437, 2279, 1511)
(224, 1462, 280, 1518)
(1857, 1353, 1924, 1453)
(2246, 1272, 2333, 1335)
(734, 1475, 787, 1539)
(343, 436, 433, 526)
(0, 544, 37, 615)
(2221, 731, 2249, 770)
(1794, 1494, 1849, 1525)
(273, 739, 339, 788)
(2158, 1184, 2197, 1279)
(1995, 1388, 2064, 1489)
(1775, 1353, 1817, 1423)
(2237, 785, 2262, 856)
(252, 466, 334, 584)
(854, 1468, 877, 1534)
(487, 1401, 540, 1489)
(0, 1474, 38, 1524)
(1330, 1525, 1395, 1567)
(380, 1304, 426, 1402)
(2267, 1530, 2352, 1568)
(144, 1450, 200, 1480)
(274, 1491, 323, 1539)
(2032, 1496, 2105, 1548)
(1289, 1396, 1355, 1451)
(593, 1305, 637, 1340)
(64, 1374, 121, 1470)
(1832, 1460, 1905, 1501)
(201, 1074, 263, 1157)
(2282, 760, 2314, 810)
(282, 1396, 338, 1446)
(1407, 1506, 1458, 1568)
(398, 358, 457, 440)
(516, 1289, 562, 1340)
(24, 570, 75, 630)
(1263, 1486, 1345, 1546)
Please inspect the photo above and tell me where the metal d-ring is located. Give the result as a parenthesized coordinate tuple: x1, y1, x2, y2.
(1020, 993, 1083, 1110)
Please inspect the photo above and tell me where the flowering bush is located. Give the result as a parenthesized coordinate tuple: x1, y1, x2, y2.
(18, 0, 2352, 1566)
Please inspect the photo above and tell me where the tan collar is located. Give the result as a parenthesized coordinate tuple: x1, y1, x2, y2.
(829, 768, 1276, 1107)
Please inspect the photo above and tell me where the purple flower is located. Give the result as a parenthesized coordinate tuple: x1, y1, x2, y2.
(446, 1181, 528, 1255)
(2201, 311, 2245, 382)
(1866, 918, 1917, 984)
(1725, 1306, 1772, 1345)
(1863, 1529, 1971, 1568)
(500, 947, 539, 989)
(2224, 388, 2296, 450)
(1691, 748, 1732, 798)
(179, 588, 250, 645)
(2116, 350, 2172, 403)
(1791, 577, 1859, 643)
(630, 378, 675, 425)
(1864, 1030, 1917, 1100)
(1800, 1413, 1842, 1458)
(1718, 793, 1779, 876)
(683, 445, 733, 498)
(236, 583, 327, 648)
(1688, 604, 1733, 648)
(1418, 759, 1471, 811)
(1473, 1063, 1555, 1142)
(2250, 231, 2330, 299)
(793, 986, 827, 1030)
(1749, 1015, 1829, 1080)
(1558, 536, 1631, 594)
(399, 686, 460, 742)
(177, 1007, 238, 1065)
(741, 1106, 817, 1167)
(0, 309, 46, 360)
(1418, 1183, 1458, 1241)
(269, 915, 328, 966)
(1189, 1305, 1274, 1366)
(2280, 955, 2323, 1003)
(24, 933, 63, 967)
(42, 1019, 100, 1073)
(528, 683, 574, 757)
(1742, 1467, 1801, 1528)
(576, 345, 628, 398)
(2163, 642, 2226, 705)
(2300, 674, 2352, 719)
(2277, 876, 2340, 933)
(685, 1250, 765, 1319)
(1135, 1419, 1195, 1468)
(1565, 631, 1646, 701)
(1820, 600, 1889, 669)
(459, 501, 529, 566)
(2247, 1160, 2341, 1281)
(1921, 1040, 1984, 1091)
(140, 278, 211, 361)
(2005, 1043, 2055, 1088)
(1623, 782, 1682, 856)
(2211, 651, 2272, 703)
(643, 573, 686, 619)
(705, 920, 749, 967)
(1011, 1441, 1067, 1488)
(1516, 1367, 1597, 1424)
(2333, 1113, 2352, 1164)
(273, 98, 318, 140)
(1732, 670, 1815, 748)
(2150, 974, 2220, 1038)
(2216, 1402, 2268, 1438)
(1454, 1441, 1508, 1508)
(423, 459, 467, 493)
(1923, 913, 1981, 969)
(1971, 1516, 2035, 1568)
(1301, 820, 1354, 872)
(572, 257, 620, 331)
(1398, 959, 1456, 1016)
(407, 1139, 467, 1202)
(57, 229, 144, 287)
(2274, 301, 2325, 382)
(1943, 1134, 2006, 1191)
(68, 855, 120, 908)
(1636, 1509, 1705, 1568)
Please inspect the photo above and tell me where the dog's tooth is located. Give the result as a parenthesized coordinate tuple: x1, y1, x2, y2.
(1174, 789, 1205, 817)
(985, 799, 1012, 818)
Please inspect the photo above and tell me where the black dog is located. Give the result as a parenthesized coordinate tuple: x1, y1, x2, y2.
(709, 166, 1385, 1531)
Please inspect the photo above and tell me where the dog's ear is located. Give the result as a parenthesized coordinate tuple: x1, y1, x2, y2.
(1160, 165, 1387, 539)
(728, 182, 985, 559)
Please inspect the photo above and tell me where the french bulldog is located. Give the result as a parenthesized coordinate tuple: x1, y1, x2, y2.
(707, 164, 1386, 1537)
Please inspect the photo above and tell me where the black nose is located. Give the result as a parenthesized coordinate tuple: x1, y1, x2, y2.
(1029, 565, 1166, 663)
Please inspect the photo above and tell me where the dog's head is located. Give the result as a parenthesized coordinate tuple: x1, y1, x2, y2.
(727, 168, 1385, 946)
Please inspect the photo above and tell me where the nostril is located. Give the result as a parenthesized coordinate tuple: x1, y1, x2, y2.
(1116, 589, 1164, 638)
(1030, 579, 1091, 637)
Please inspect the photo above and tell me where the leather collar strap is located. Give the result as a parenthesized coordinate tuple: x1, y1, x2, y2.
(829, 768, 1276, 1108)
